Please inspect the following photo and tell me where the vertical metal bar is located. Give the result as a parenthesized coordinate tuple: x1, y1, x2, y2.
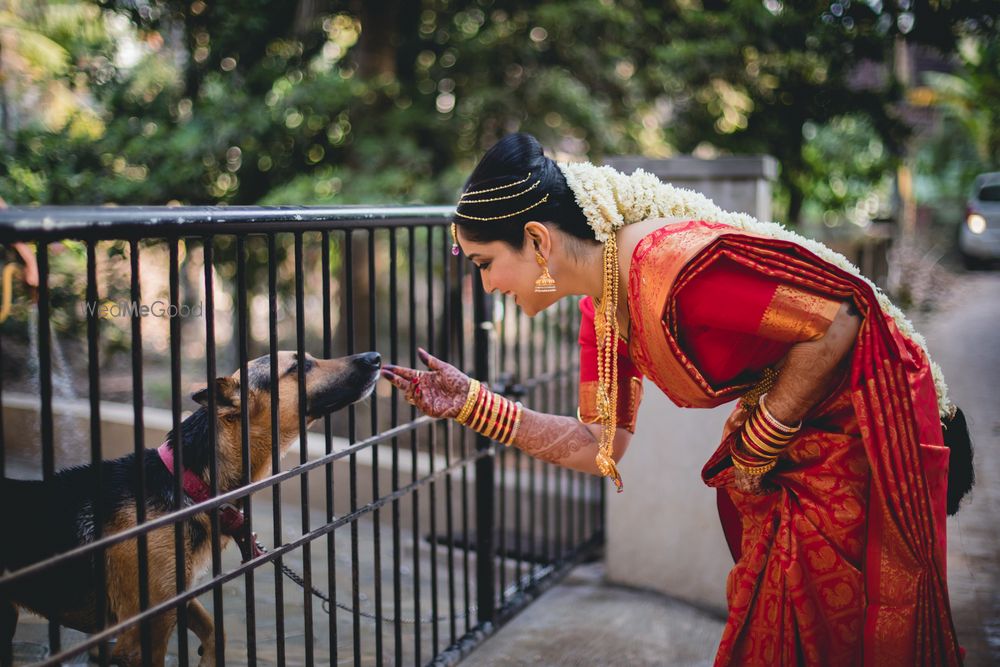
(366, 229, 383, 665)
(235, 236, 257, 666)
(442, 229, 457, 645)
(36, 243, 54, 482)
(540, 309, 551, 565)
(34, 243, 60, 653)
(203, 237, 226, 667)
(293, 232, 315, 665)
(407, 226, 421, 663)
(0, 289, 4, 480)
(321, 230, 337, 666)
(562, 301, 573, 555)
(128, 239, 153, 667)
(267, 233, 286, 667)
(387, 227, 402, 663)
(514, 306, 524, 590)
(85, 241, 109, 666)
(345, 230, 362, 667)
(168, 238, 189, 666)
(473, 259, 495, 625)
(497, 294, 508, 607)
(527, 307, 538, 578)
(456, 256, 472, 634)
(426, 227, 440, 653)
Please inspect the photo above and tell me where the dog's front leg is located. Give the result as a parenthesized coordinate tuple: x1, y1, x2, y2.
(0, 600, 17, 667)
(187, 599, 221, 667)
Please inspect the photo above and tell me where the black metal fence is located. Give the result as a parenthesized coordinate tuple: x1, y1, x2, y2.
(0, 207, 603, 666)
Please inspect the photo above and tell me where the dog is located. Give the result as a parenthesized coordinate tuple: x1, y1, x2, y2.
(0, 350, 381, 666)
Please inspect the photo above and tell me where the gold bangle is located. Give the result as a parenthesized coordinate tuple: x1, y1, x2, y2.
(731, 455, 777, 476)
(505, 402, 523, 446)
(456, 379, 481, 425)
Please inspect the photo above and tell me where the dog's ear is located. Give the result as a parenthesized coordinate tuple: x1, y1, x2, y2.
(191, 377, 241, 410)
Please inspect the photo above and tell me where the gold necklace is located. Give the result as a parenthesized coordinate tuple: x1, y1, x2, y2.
(593, 234, 623, 492)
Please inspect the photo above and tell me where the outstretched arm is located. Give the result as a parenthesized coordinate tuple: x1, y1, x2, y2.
(381, 348, 632, 476)
(508, 410, 633, 475)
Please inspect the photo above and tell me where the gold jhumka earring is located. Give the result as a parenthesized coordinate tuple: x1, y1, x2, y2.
(533, 251, 556, 293)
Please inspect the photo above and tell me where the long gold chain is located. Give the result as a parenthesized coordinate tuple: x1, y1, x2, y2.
(593, 235, 623, 492)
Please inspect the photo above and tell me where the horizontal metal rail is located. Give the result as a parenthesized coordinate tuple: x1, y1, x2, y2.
(0, 205, 456, 241)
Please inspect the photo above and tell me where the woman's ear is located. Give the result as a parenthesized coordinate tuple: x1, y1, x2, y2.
(523, 221, 552, 256)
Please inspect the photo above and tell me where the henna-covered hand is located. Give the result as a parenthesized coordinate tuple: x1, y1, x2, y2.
(381, 347, 471, 419)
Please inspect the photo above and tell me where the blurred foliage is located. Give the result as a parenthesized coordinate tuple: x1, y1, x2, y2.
(0, 0, 996, 225)
(915, 35, 1000, 223)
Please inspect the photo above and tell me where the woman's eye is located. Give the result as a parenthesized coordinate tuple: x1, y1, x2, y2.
(477, 262, 491, 271)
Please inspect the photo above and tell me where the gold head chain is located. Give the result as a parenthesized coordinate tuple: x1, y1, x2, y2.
(451, 173, 549, 254)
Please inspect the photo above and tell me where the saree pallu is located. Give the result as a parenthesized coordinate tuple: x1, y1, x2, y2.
(625, 220, 959, 666)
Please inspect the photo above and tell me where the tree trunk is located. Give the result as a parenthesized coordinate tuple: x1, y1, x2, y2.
(352, 0, 399, 79)
(786, 180, 804, 227)
(0, 39, 13, 154)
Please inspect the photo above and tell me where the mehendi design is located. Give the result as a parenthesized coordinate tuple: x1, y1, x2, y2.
(510, 410, 597, 464)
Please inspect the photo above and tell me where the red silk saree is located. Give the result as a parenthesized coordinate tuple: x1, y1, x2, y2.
(589, 219, 959, 665)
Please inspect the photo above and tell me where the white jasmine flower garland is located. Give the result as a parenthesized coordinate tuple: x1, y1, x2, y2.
(558, 161, 954, 419)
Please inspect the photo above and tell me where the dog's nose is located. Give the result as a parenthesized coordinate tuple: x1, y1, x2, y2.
(360, 352, 381, 369)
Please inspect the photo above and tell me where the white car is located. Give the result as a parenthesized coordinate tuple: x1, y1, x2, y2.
(959, 172, 1000, 269)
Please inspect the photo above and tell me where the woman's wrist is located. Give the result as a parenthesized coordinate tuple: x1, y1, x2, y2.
(731, 393, 801, 473)
(453, 380, 522, 446)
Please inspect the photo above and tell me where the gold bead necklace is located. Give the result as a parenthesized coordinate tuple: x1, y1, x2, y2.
(594, 234, 623, 492)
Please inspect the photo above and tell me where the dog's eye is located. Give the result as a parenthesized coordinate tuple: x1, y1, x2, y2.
(288, 358, 314, 375)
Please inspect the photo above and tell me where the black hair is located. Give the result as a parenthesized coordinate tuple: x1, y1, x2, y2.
(943, 406, 974, 516)
(454, 133, 597, 249)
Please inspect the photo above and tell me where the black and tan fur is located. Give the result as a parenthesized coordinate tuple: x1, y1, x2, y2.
(0, 350, 381, 666)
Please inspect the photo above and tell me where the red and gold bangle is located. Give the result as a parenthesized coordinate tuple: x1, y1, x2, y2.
(486, 397, 509, 440)
(503, 402, 524, 446)
(470, 388, 493, 432)
(496, 400, 518, 445)
(743, 419, 788, 456)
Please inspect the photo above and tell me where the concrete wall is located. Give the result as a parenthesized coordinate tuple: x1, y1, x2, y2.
(602, 155, 777, 614)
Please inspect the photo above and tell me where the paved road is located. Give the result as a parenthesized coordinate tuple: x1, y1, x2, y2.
(919, 271, 1000, 665)
(469, 270, 1000, 667)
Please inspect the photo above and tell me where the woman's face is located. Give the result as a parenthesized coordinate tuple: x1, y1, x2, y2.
(456, 225, 559, 317)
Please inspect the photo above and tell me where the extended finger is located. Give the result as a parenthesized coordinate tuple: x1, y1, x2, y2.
(381, 369, 411, 390)
(417, 347, 445, 371)
(383, 364, 421, 381)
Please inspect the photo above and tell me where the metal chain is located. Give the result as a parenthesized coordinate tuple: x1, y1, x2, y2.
(254, 539, 477, 625)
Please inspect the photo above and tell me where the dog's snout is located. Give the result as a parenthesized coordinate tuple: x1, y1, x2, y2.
(359, 352, 381, 369)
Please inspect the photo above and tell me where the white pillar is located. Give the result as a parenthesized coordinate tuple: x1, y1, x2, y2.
(602, 155, 776, 613)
